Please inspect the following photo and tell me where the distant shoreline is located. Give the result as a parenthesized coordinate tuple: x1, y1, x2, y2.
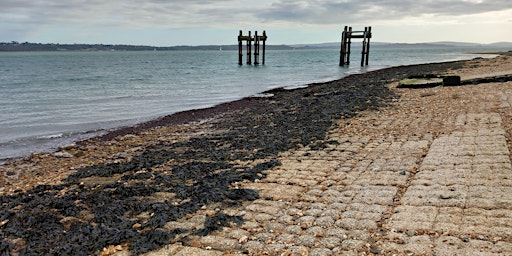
(0, 42, 296, 52)
(2, 41, 511, 52)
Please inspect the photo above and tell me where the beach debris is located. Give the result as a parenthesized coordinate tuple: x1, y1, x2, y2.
(443, 75, 461, 86)
(397, 78, 442, 88)
(397, 72, 512, 89)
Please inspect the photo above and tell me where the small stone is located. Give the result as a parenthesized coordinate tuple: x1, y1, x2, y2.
(0, 219, 9, 227)
(63, 145, 75, 150)
(190, 240, 201, 248)
(53, 151, 74, 158)
(239, 235, 249, 243)
(73, 151, 86, 158)
(280, 249, 292, 256)
(100, 245, 124, 256)
(400, 170, 407, 175)
(492, 236, 502, 243)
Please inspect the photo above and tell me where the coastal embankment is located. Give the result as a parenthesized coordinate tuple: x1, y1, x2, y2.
(1, 53, 512, 255)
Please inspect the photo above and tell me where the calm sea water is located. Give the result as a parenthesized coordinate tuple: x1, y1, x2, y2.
(0, 46, 508, 161)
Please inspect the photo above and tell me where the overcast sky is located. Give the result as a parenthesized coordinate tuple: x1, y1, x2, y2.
(1, 0, 511, 46)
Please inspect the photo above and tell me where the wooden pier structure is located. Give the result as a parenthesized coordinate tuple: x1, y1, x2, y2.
(339, 26, 372, 66)
(238, 30, 267, 65)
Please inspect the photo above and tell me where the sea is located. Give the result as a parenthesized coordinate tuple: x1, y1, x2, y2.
(1, 45, 509, 162)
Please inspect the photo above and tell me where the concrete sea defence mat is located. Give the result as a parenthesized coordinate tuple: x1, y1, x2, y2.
(1, 60, 469, 255)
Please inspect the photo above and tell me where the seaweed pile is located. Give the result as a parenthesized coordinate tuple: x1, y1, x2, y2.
(0, 61, 463, 255)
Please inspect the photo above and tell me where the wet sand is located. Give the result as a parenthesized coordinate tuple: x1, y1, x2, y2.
(1, 53, 512, 255)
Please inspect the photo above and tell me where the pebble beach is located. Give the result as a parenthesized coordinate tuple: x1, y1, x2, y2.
(1, 53, 512, 255)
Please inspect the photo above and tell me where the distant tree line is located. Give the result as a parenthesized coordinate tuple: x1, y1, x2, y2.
(0, 42, 171, 51)
(0, 42, 295, 52)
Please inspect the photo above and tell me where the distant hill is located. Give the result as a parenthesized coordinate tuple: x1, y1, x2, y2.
(290, 41, 512, 49)
(1, 41, 510, 52)
(427, 41, 481, 47)
(487, 42, 512, 47)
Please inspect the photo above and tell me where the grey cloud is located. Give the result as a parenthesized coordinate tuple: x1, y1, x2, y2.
(1, 0, 110, 24)
(260, 0, 512, 24)
(0, 0, 258, 28)
(1, 0, 511, 30)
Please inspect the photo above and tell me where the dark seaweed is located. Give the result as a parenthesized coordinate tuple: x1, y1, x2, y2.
(0, 61, 464, 255)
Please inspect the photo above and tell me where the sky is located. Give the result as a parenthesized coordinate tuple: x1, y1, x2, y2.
(1, 0, 511, 46)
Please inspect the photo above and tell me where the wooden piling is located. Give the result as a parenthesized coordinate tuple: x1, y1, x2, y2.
(237, 30, 267, 65)
(247, 31, 252, 65)
(339, 26, 372, 66)
(365, 27, 371, 66)
(262, 31, 266, 65)
(361, 27, 367, 66)
(339, 26, 346, 66)
(238, 30, 243, 65)
(254, 31, 259, 65)
(347, 27, 352, 65)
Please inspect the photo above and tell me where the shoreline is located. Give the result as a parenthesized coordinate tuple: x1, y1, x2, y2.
(0, 60, 422, 164)
(80, 51, 512, 144)
(77, 60, 470, 144)
(1, 53, 512, 255)
(0, 52, 508, 165)
(1, 50, 509, 164)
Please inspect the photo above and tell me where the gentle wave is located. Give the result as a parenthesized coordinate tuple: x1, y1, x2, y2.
(0, 128, 107, 160)
(36, 133, 64, 139)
